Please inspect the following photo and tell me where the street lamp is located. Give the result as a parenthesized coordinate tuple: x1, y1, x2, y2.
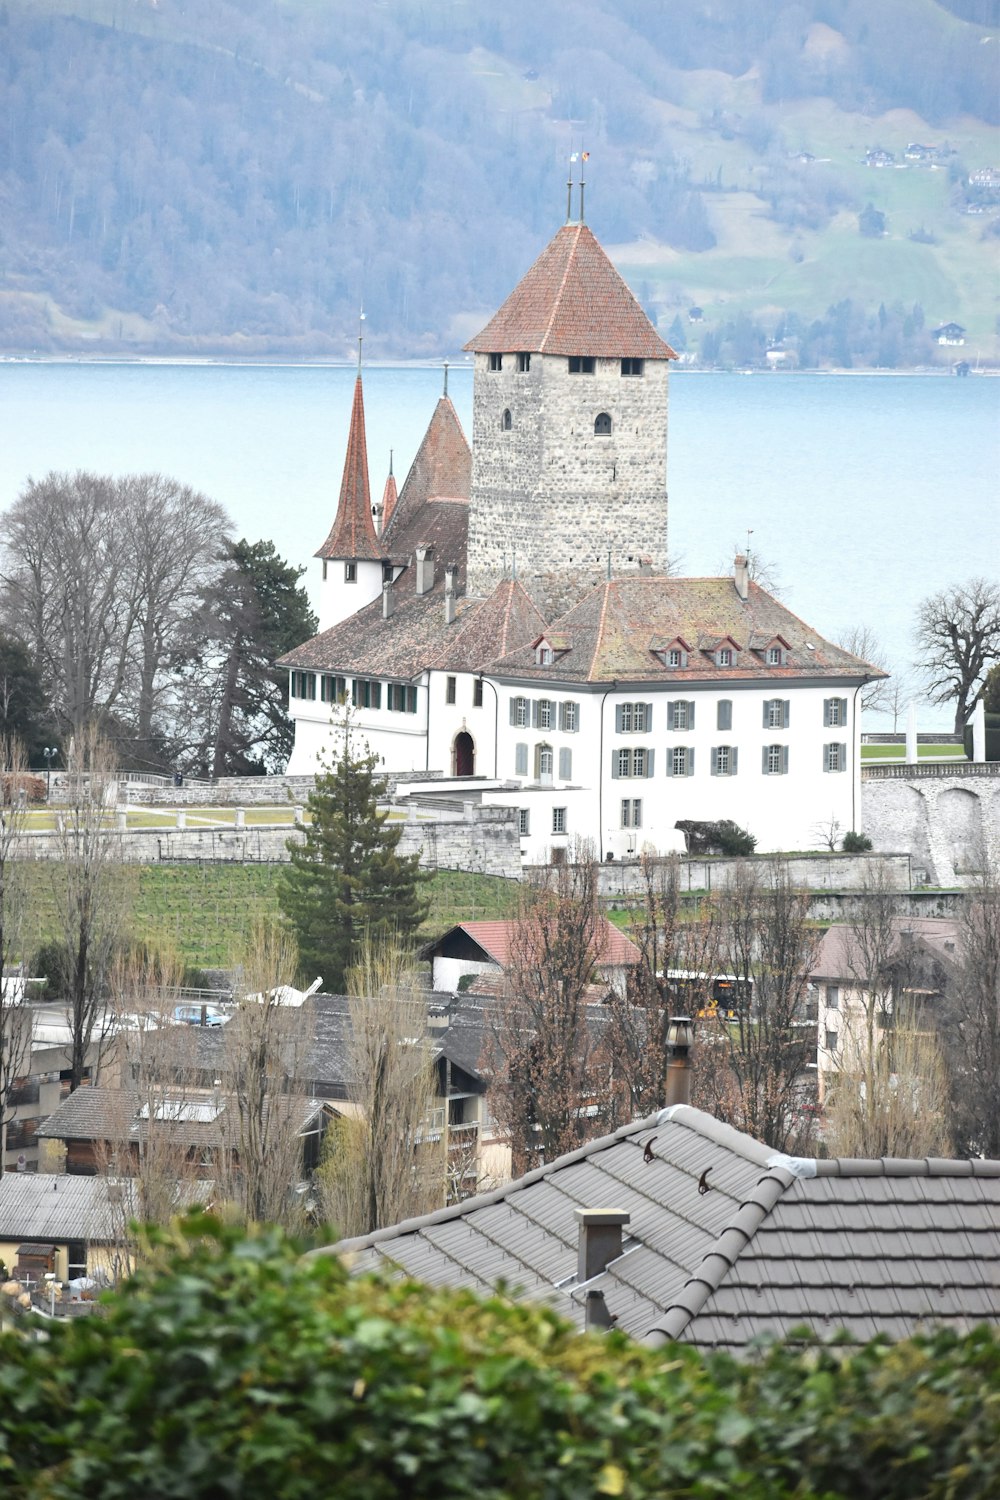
(43, 746, 57, 800)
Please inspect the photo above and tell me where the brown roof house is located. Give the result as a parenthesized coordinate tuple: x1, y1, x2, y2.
(319, 1103, 1000, 1352)
(423, 918, 641, 999)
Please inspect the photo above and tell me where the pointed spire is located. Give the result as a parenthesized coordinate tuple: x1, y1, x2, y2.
(315, 374, 382, 560)
(380, 450, 399, 533)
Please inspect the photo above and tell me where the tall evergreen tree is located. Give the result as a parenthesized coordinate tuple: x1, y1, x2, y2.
(279, 715, 429, 993)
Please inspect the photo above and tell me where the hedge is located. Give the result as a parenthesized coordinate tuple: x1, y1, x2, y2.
(0, 1214, 996, 1499)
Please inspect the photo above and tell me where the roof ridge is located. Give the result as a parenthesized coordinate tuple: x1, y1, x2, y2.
(541, 223, 580, 350)
(588, 581, 614, 682)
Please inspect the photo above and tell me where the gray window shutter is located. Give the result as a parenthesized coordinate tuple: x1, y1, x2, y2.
(688, 701, 696, 730)
(615, 705, 624, 733)
(515, 743, 527, 775)
(509, 697, 517, 726)
(762, 746, 769, 773)
(840, 741, 848, 770)
(559, 748, 572, 780)
(531, 701, 540, 728)
(665, 752, 674, 777)
(667, 702, 676, 730)
(718, 700, 732, 731)
(645, 702, 654, 730)
(783, 700, 791, 728)
(611, 751, 620, 779)
(732, 747, 738, 775)
(687, 748, 695, 777)
(762, 701, 770, 728)
(782, 745, 789, 774)
(823, 744, 831, 772)
(646, 749, 655, 778)
(823, 699, 831, 727)
(711, 747, 719, 775)
(840, 698, 848, 723)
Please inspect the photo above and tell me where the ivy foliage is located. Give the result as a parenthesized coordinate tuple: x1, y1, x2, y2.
(0, 1214, 997, 1499)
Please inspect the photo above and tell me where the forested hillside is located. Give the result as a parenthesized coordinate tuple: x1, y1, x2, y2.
(1, 0, 997, 364)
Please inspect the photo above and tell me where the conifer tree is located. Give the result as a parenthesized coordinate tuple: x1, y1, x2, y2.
(279, 713, 428, 993)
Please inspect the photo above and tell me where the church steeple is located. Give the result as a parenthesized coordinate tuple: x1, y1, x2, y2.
(315, 374, 382, 561)
(378, 452, 398, 534)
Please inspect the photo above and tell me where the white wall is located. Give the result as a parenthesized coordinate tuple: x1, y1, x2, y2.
(317, 558, 384, 633)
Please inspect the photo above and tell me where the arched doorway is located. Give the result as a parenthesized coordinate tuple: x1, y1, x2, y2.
(453, 731, 475, 777)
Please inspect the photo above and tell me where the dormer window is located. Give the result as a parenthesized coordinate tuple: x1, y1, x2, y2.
(502, 408, 512, 431)
(621, 358, 644, 377)
(767, 645, 783, 665)
(489, 353, 503, 372)
(537, 646, 553, 665)
(534, 635, 569, 665)
(568, 356, 595, 375)
(517, 352, 531, 372)
(668, 649, 684, 667)
(654, 638, 690, 669)
(594, 412, 612, 436)
(716, 648, 732, 667)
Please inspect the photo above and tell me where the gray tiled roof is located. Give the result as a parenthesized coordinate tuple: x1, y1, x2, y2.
(319, 1105, 1000, 1349)
(0, 1173, 212, 1245)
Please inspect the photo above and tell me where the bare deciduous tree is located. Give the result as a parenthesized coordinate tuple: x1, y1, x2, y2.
(219, 921, 313, 1227)
(697, 862, 820, 1153)
(0, 738, 31, 1174)
(835, 624, 891, 715)
(824, 1001, 952, 1159)
(915, 577, 1000, 733)
(940, 864, 1000, 1157)
(50, 726, 131, 1092)
(318, 941, 440, 1237)
(486, 847, 610, 1175)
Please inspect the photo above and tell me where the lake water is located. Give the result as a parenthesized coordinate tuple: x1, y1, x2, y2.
(1, 362, 997, 728)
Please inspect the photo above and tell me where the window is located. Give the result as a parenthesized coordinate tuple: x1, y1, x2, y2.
(489, 353, 503, 372)
(537, 645, 553, 665)
(825, 1029, 839, 1054)
(552, 807, 567, 834)
(621, 358, 644, 377)
(559, 701, 579, 732)
(594, 412, 612, 436)
(322, 560, 328, 581)
(717, 700, 732, 731)
(322, 675, 346, 704)
(518, 808, 530, 836)
(711, 746, 737, 776)
(558, 747, 572, 780)
(824, 697, 848, 727)
(667, 746, 694, 777)
(501, 408, 512, 431)
(824, 742, 848, 773)
(616, 702, 651, 733)
(613, 747, 653, 778)
(535, 744, 554, 783)
(510, 696, 529, 727)
(290, 671, 317, 700)
(382, 562, 393, 582)
(766, 645, 783, 665)
(535, 699, 553, 730)
(763, 698, 790, 729)
(388, 684, 418, 713)
(716, 647, 732, 667)
(667, 700, 695, 731)
(351, 678, 381, 709)
(446, 676, 456, 705)
(515, 743, 528, 775)
(621, 799, 642, 828)
(667, 648, 685, 668)
(568, 355, 595, 374)
(517, 352, 531, 372)
(474, 679, 484, 707)
(344, 562, 357, 583)
(827, 986, 840, 1010)
(763, 744, 789, 775)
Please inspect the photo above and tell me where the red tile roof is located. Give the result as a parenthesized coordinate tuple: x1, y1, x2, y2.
(464, 223, 676, 360)
(448, 919, 641, 970)
(315, 376, 382, 561)
(387, 396, 471, 539)
(379, 468, 399, 531)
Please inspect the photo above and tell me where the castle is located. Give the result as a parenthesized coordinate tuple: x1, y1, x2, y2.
(280, 210, 877, 861)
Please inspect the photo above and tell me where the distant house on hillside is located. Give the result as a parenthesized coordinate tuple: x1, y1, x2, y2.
(933, 322, 966, 346)
(865, 147, 894, 168)
(423, 918, 641, 999)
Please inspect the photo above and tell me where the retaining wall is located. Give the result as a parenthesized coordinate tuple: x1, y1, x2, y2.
(862, 767, 1000, 885)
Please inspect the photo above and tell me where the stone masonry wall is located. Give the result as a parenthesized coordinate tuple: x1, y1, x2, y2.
(466, 351, 669, 608)
(862, 768, 1000, 885)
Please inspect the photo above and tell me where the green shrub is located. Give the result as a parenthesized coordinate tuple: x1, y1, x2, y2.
(0, 1215, 996, 1499)
(842, 830, 874, 852)
(714, 819, 757, 856)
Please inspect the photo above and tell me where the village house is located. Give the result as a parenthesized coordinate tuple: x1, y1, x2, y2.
(422, 917, 641, 999)
(280, 209, 880, 862)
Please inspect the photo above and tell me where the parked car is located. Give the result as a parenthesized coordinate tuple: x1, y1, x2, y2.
(172, 1003, 230, 1027)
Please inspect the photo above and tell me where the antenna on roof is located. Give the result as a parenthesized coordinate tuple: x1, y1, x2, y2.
(579, 150, 589, 222)
(389, 447, 393, 477)
(443, 359, 449, 397)
(512, 549, 517, 581)
(357, 306, 366, 375)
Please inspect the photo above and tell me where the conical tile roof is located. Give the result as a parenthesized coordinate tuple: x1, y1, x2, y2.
(385, 395, 471, 538)
(315, 376, 382, 560)
(464, 223, 676, 360)
(380, 467, 399, 532)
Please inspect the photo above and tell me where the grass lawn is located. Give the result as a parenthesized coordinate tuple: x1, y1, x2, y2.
(861, 743, 967, 760)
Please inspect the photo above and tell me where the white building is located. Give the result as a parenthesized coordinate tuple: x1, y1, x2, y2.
(281, 212, 881, 862)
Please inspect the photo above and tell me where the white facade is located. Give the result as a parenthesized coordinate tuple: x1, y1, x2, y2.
(316, 558, 385, 633)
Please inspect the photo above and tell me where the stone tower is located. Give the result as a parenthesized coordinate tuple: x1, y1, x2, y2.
(464, 219, 676, 614)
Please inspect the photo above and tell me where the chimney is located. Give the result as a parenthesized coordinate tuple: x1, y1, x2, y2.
(665, 1015, 693, 1107)
(734, 554, 749, 601)
(444, 565, 457, 624)
(382, 580, 394, 619)
(575, 1208, 630, 1283)
(584, 1289, 616, 1332)
(415, 545, 434, 596)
